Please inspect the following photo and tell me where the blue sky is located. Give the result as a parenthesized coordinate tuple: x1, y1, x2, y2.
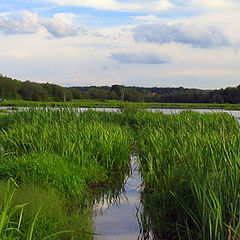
(0, 0, 239, 88)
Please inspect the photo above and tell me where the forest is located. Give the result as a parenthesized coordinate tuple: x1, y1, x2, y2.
(1, 74, 240, 103)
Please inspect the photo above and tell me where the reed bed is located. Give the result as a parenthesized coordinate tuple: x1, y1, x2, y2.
(0, 109, 133, 199)
(137, 111, 240, 239)
(1, 109, 240, 239)
(0, 109, 134, 239)
(0, 180, 96, 240)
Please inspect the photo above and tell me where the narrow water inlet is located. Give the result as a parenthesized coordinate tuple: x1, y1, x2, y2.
(93, 155, 142, 240)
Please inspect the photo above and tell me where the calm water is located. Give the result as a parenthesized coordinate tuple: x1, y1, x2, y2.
(1, 106, 240, 118)
(93, 155, 142, 240)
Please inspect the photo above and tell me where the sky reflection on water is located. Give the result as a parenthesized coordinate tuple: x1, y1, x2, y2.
(94, 156, 142, 240)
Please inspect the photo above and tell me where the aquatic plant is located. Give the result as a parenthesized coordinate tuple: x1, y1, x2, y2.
(0, 109, 133, 200)
(0, 109, 134, 239)
(2, 109, 240, 239)
(137, 111, 240, 239)
(0, 180, 99, 240)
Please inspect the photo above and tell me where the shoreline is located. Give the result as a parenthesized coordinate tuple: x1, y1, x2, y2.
(2, 100, 240, 110)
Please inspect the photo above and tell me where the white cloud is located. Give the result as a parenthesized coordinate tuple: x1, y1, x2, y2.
(1, 30, 240, 89)
(45, 0, 174, 12)
(41, 13, 84, 38)
(109, 52, 169, 64)
(0, 11, 39, 35)
(0, 11, 86, 38)
(0, 1, 240, 89)
(131, 15, 160, 23)
(133, 22, 231, 48)
(188, 0, 237, 11)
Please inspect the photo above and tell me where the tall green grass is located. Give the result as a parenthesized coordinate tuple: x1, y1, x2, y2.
(2, 109, 240, 239)
(0, 109, 134, 239)
(137, 111, 240, 240)
(0, 180, 97, 240)
(0, 109, 133, 200)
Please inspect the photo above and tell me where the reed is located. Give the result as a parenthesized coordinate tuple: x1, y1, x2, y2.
(2, 109, 240, 239)
(0, 109, 134, 239)
(137, 111, 240, 239)
(0, 180, 98, 240)
(0, 109, 133, 200)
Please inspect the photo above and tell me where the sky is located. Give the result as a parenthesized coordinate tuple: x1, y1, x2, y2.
(0, 0, 239, 89)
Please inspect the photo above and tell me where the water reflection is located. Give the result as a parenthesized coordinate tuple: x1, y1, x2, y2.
(93, 155, 163, 240)
(94, 155, 142, 240)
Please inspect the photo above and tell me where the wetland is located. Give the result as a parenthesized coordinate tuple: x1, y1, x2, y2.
(1, 108, 240, 239)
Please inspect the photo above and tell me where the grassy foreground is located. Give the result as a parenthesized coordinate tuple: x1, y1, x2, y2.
(2, 99, 240, 110)
(137, 111, 240, 240)
(0, 109, 134, 239)
(1, 109, 240, 239)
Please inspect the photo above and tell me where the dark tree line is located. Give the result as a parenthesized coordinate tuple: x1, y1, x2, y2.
(0, 76, 74, 101)
(1, 75, 240, 103)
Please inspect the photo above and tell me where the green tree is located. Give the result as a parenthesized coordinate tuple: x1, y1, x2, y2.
(111, 85, 125, 100)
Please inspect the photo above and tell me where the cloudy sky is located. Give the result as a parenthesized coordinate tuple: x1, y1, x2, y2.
(0, 0, 239, 88)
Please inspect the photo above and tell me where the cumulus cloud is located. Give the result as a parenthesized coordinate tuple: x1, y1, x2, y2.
(41, 13, 82, 38)
(109, 52, 169, 64)
(0, 11, 39, 35)
(132, 23, 230, 48)
(0, 11, 85, 38)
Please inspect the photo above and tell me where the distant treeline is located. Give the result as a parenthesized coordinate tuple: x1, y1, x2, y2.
(1, 74, 240, 103)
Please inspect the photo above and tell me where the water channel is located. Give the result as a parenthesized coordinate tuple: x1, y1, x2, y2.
(90, 108, 240, 239)
(93, 155, 143, 240)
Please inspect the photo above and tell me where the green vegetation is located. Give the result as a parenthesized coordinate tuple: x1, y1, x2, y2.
(137, 111, 240, 239)
(0, 181, 94, 240)
(0, 109, 134, 239)
(2, 74, 240, 104)
(3, 99, 240, 110)
(0, 109, 8, 114)
(1, 109, 240, 239)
